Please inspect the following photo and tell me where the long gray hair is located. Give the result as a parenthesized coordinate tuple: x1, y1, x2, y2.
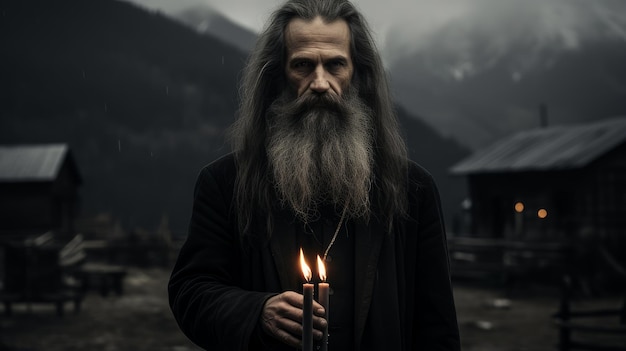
(229, 0, 408, 238)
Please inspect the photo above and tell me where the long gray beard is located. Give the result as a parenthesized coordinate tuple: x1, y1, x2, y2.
(266, 87, 374, 223)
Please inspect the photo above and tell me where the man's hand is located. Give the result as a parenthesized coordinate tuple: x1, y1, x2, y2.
(260, 291, 327, 348)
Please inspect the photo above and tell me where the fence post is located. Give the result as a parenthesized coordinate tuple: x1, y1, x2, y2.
(619, 295, 626, 324)
(559, 275, 571, 351)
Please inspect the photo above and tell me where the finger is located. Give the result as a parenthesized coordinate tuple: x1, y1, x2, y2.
(275, 302, 303, 322)
(261, 310, 303, 346)
(281, 292, 326, 340)
(265, 294, 302, 321)
(275, 316, 304, 336)
(274, 329, 301, 348)
(282, 292, 325, 318)
(312, 301, 325, 316)
(312, 316, 327, 340)
(270, 292, 326, 341)
(278, 310, 325, 340)
(278, 305, 325, 340)
(313, 315, 327, 330)
(281, 291, 304, 308)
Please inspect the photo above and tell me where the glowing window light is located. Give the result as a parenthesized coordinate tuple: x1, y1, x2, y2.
(514, 202, 525, 213)
(537, 209, 548, 219)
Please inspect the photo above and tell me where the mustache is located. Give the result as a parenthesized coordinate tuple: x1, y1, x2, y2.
(291, 91, 346, 115)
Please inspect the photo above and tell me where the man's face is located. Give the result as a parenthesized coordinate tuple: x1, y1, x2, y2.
(284, 16, 354, 98)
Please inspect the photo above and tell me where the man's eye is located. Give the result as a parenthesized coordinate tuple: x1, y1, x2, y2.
(293, 61, 312, 69)
(327, 61, 346, 70)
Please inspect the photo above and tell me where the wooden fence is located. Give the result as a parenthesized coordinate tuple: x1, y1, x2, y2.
(447, 236, 571, 287)
(553, 276, 626, 351)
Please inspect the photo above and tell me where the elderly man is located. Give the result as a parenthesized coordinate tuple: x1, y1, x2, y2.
(168, 0, 460, 350)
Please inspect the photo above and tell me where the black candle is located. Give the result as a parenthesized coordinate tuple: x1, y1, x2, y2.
(300, 248, 313, 351)
(317, 255, 329, 351)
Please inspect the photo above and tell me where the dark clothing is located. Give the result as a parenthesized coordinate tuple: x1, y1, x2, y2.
(168, 154, 460, 351)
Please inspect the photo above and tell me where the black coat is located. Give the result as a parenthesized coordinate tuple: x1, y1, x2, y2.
(168, 154, 460, 350)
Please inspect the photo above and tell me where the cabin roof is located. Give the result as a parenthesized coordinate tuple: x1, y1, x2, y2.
(450, 116, 626, 175)
(0, 144, 81, 183)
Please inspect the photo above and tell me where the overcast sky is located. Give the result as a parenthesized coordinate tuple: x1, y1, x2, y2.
(125, 0, 626, 57)
(125, 0, 489, 48)
(122, 0, 626, 148)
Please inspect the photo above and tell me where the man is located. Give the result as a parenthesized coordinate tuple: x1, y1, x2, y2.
(168, 0, 460, 350)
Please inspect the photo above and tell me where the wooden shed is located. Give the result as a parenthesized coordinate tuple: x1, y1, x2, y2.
(450, 117, 626, 253)
(0, 144, 82, 238)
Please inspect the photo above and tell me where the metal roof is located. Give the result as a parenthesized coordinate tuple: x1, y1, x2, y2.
(0, 144, 73, 182)
(450, 116, 626, 175)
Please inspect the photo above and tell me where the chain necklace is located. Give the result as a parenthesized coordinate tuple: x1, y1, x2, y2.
(322, 205, 348, 261)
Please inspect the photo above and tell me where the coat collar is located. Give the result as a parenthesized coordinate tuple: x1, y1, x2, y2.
(268, 213, 386, 349)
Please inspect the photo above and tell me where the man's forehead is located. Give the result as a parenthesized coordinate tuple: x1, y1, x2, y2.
(285, 16, 351, 52)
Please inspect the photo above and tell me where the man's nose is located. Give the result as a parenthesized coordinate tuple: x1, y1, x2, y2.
(309, 65, 330, 93)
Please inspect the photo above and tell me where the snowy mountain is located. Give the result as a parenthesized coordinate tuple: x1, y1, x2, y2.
(174, 4, 257, 52)
(386, 0, 626, 149)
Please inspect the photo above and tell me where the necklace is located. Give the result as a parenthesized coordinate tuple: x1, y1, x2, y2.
(322, 205, 348, 261)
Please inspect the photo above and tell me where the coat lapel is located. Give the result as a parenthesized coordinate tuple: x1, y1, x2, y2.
(269, 215, 299, 292)
(353, 217, 386, 349)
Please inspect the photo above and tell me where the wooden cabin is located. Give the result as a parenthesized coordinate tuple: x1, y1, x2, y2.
(450, 117, 626, 253)
(0, 144, 82, 238)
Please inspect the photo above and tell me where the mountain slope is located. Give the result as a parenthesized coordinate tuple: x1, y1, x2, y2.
(1, 0, 248, 234)
(174, 4, 258, 52)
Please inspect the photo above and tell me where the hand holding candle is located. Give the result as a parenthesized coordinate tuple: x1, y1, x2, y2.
(259, 291, 325, 348)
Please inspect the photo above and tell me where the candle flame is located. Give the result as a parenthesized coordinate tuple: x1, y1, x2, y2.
(300, 248, 312, 282)
(317, 255, 326, 282)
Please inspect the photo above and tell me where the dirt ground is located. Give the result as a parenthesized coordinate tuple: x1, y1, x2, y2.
(1, 267, 624, 351)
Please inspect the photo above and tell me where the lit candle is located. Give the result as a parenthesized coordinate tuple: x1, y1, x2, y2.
(317, 255, 329, 351)
(300, 248, 313, 351)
